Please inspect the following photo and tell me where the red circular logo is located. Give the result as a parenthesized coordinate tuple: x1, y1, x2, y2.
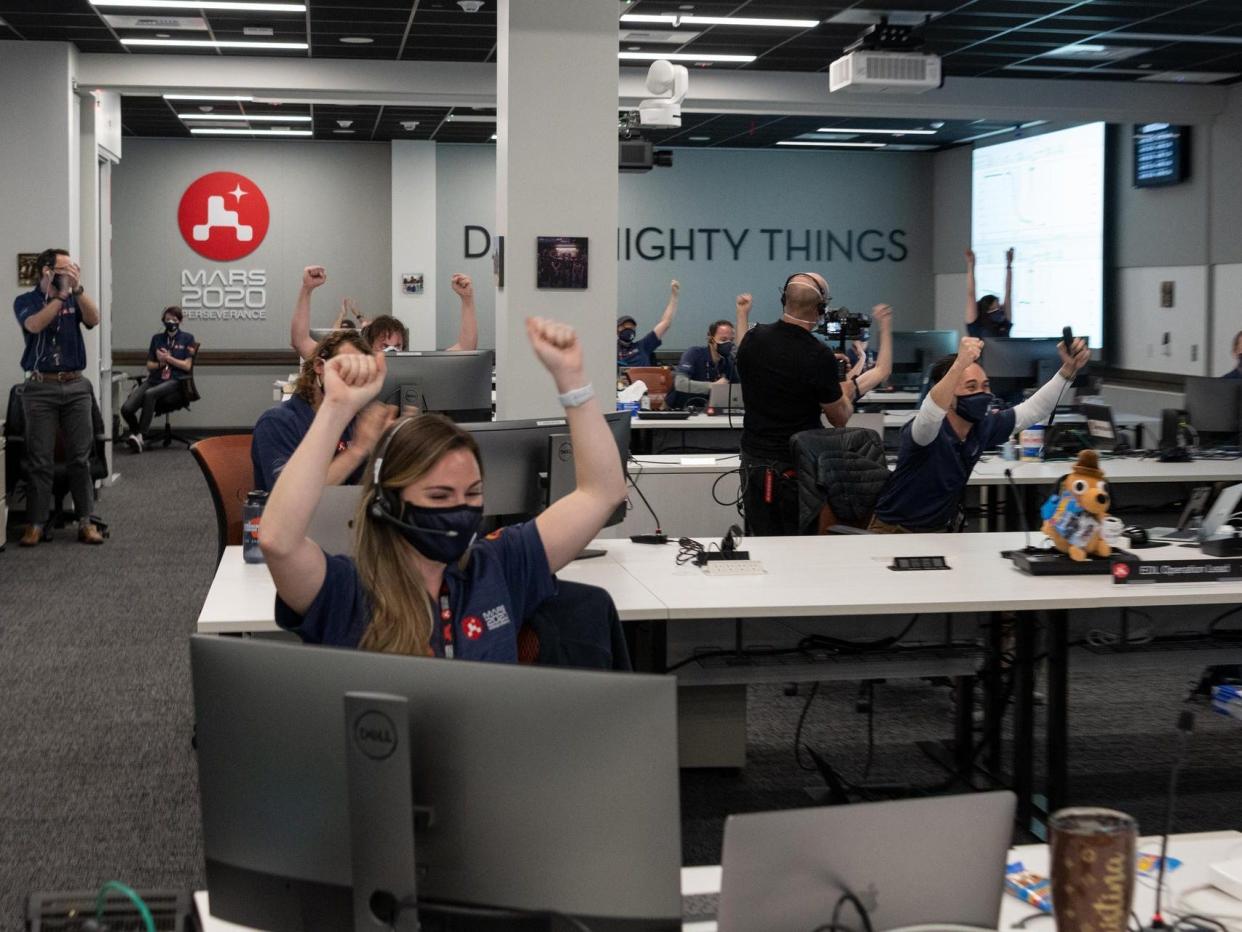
(463, 616, 485, 641)
(177, 171, 270, 262)
(1111, 562, 1130, 580)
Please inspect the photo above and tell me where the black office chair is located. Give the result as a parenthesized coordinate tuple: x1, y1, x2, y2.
(790, 426, 890, 534)
(131, 341, 201, 449)
(4, 382, 109, 532)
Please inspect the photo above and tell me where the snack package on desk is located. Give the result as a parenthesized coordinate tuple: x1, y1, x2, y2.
(1213, 684, 1242, 722)
(1006, 855, 1183, 914)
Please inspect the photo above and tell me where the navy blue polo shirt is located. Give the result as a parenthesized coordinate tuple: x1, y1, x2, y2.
(14, 286, 89, 373)
(251, 395, 360, 492)
(966, 312, 1012, 339)
(275, 520, 556, 660)
(1223, 368, 1242, 380)
(873, 408, 1017, 531)
(676, 344, 737, 384)
(618, 330, 661, 368)
(148, 329, 196, 382)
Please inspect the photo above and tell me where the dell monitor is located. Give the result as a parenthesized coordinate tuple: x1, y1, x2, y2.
(464, 412, 631, 519)
(379, 350, 494, 422)
(191, 636, 681, 932)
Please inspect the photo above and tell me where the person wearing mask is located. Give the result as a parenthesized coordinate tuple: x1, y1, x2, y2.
(965, 248, 1014, 338)
(289, 267, 478, 357)
(736, 272, 894, 535)
(251, 330, 397, 493)
(870, 334, 1090, 533)
(1221, 331, 1242, 379)
(667, 318, 737, 410)
(617, 279, 679, 369)
(121, 305, 196, 453)
(13, 248, 104, 546)
(259, 317, 627, 657)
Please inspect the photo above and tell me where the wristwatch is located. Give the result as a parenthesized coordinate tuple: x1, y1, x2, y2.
(71, 285, 84, 297)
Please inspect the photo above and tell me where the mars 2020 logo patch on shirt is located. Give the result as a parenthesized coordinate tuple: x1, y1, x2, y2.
(177, 171, 270, 262)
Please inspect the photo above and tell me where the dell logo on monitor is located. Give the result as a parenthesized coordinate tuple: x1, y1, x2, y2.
(353, 711, 398, 761)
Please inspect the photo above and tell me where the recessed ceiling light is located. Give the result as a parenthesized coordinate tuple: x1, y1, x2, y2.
(679, 4, 694, 9)
(93, 0, 305, 9)
(490, 133, 497, 140)
(1138, 70, 1241, 83)
(339, 36, 373, 44)
(243, 26, 274, 36)
(688, 135, 710, 141)
(816, 126, 936, 135)
(178, 113, 311, 121)
(776, 140, 885, 148)
(400, 121, 419, 130)
(190, 127, 313, 136)
(336, 119, 353, 128)
(122, 38, 308, 49)
(1106, 32, 1242, 46)
(620, 14, 817, 28)
(445, 114, 495, 123)
(627, 45, 641, 50)
(618, 51, 754, 62)
(165, 94, 254, 101)
(198, 105, 214, 112)
(1041, 43, 1149, 61)
(155, 32, 171, 37)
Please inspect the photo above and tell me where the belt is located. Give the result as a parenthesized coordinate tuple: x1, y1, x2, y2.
(29, 370, 83, 383)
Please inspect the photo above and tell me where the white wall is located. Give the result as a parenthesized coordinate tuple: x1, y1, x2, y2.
(391, 141, 438, 350)
(1213, 264, 1242, 374)
(1116, 266, 1210, 376)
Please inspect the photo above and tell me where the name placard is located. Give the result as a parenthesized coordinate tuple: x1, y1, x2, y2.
(1110, 556, 1242, 584)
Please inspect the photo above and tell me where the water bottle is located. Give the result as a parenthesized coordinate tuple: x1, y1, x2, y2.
(242, 490, 268, 564)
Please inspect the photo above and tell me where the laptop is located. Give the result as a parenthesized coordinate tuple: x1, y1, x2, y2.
(1082, 402, 1122, 453)
(1148, 483, 1240, 544)
(304, 485, 364, 556)
(707, 382, 744, 415)
(716, 791, 1015, 932)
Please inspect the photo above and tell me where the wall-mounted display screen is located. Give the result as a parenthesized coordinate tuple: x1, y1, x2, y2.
(1134, 123, 1190, 188)
(972, 122, 1105, 346)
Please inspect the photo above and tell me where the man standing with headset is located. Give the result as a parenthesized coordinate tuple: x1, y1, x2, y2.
(13, 248, 104, 546)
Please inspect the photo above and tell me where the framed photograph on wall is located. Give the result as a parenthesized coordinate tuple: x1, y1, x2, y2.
(17, 253, 39, 287)
(535, 236, 588, 290)
(401, 273, 424, 295)
(493, 235, 505, 290)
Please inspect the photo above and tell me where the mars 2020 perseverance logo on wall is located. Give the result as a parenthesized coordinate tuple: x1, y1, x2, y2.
(177, 171, 270, 262)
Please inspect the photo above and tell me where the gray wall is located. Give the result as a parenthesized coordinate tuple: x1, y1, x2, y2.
(111, 138, 391, 426)
(435, 145, 937, 349)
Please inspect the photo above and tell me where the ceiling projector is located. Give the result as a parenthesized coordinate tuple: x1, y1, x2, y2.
(829, 20, 942, 94)
(638, 59, 689, 129)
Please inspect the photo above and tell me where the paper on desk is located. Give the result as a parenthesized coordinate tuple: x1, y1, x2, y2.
(618, 381, 647, 403)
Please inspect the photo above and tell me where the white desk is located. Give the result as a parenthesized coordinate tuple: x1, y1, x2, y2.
(973, 455, 1242, 486)
(193, 832, 1242, 932)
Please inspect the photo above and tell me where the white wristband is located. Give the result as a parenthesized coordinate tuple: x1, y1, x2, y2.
(557, 383, 595, 408)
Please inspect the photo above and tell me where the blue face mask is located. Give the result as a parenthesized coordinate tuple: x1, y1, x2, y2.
(394, 503, 482, 564)
(954, 391, 993, 424)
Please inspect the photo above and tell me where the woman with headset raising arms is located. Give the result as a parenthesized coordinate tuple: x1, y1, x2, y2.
(259, 317, 626, 659)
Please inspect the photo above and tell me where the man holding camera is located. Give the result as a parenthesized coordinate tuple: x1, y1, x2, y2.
(13, 248, 103, 546)
(736, 272, 893, 535)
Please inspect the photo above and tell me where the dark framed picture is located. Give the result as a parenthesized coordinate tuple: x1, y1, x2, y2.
(536, 236, 588, 290)
(17, 253, 39, 287)
(492, 235, 505, 290)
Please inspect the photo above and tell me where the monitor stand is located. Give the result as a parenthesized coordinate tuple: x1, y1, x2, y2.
(344, 692, 420, 932)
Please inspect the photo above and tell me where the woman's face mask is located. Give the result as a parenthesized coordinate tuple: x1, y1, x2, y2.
(392, 502, 483, 564)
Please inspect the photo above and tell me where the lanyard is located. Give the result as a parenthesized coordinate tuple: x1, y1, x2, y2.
(437, 582, 455, 659)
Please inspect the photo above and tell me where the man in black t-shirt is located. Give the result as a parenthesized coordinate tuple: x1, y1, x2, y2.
(736, 272, 893, 535)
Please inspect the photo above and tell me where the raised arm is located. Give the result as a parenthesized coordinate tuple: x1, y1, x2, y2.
(290, 265, 327, 359)
(1012, 337, 1088, 432)
(1002, 247, 1014, 316)
(851, 305, 893, 396)
(260, 352, 387, 614)
(651, 279, 679, 339)
(964, 249, 978, 325)
(734, 292, 752, 345)
(530, 318, 627, 572)
(911, 337, 982, 445)
(444, 273, 479, 351)
(61, 261, 99, 328)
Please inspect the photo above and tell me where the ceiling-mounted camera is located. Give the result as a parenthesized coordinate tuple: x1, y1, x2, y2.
(618, 111, 673, 173)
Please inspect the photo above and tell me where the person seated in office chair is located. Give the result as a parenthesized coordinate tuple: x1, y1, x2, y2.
(259, 317, 627, 656)
(869, 334, 1090, 534)
(735, 272, 894, 535)
(251, 329, 398, 493)
(617, 279, 680, 369)
(1221, 330, 1242, 379)
(121, 305, 196, 453)
(289, 266, 479, 358)
(964, 247, 1014, 338)
(665, 292, 754, 410)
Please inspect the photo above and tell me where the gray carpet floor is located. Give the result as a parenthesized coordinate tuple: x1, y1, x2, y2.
(1, 446, 1240, 930)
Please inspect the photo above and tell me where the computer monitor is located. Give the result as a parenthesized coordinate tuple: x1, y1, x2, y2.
(979, 337, 1068, 401)
(191, 636, 681, 932)
(378, 350, 494, 422)
(1183, 375, 1242, 439)
(465, 411, 631, 518)
(881, 330, 959, 388)
(546, 417, 632, 528)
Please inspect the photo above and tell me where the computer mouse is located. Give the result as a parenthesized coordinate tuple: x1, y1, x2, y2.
(1123, 526, 1149, 546)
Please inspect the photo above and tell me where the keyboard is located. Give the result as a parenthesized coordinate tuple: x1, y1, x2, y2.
(1147, 527, 1198, 543)
(636, 410, 691, 420)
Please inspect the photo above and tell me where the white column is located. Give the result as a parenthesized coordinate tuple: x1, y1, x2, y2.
(391, 141, 438, 350)
(0, 41, 80, 394)
(495, 1, 618, 420)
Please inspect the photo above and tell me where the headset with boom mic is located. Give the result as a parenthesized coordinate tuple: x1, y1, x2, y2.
(779, 273, 828, 314)
(366, 417, 462, 538)
(1142, 710, 1196, 932)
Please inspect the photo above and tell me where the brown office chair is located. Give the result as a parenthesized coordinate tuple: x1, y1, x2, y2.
(623, 366, 674, 410)
(191, 434, 253, 563)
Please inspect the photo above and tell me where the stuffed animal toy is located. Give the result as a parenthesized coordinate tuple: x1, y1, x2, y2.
(1040, 449, 1113, 561)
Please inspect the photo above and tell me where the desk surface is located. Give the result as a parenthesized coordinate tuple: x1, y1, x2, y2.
(627, 410, 1159, 433)
(973, 455, 1242, 486)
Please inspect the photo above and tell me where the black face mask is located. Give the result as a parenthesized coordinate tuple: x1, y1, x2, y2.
(954, 391, 994, 424)
(164, 320, 179, 333)
(715, 340, 735, 357)
(393, 502, 483, 564)
(618, 328, 637, 345)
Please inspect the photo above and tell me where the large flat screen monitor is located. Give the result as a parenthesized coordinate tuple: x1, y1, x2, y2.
(972, 122, 1105, 345)
(191, 636, 682, 932)
(379, 350, 494, 422)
